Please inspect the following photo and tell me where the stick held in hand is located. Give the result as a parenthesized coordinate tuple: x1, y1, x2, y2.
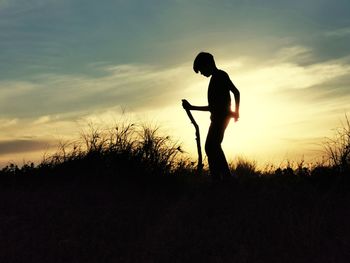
(182, 99, 203, 175)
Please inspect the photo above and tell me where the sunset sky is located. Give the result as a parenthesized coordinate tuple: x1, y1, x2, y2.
(1, 0, 350, 167)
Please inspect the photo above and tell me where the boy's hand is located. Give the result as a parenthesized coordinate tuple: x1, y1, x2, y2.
(231, 111, 239, 122)
(182, 99, 192, 110)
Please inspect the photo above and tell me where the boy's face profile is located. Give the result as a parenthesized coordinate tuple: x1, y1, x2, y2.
(193, 52, 216, 77)
(199, 64, 212, 77)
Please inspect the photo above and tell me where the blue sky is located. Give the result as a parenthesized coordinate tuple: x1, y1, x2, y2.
(1, 0, 350, 166)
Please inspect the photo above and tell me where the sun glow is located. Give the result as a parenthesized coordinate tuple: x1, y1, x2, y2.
(159, 54, 350, 167)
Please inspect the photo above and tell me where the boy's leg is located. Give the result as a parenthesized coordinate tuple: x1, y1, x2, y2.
(205, 123, 221, 180)
(215, 117, 231, 177)
(217, 147, 231, 177)
(205, 118, 230, 180)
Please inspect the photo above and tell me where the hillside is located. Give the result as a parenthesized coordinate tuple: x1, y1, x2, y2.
(1, 172, 349, 263)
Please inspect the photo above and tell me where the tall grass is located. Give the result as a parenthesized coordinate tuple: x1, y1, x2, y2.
(324, 114, 350, 174)
(230, 157, 258, 177)
(0, 122, 189, 178)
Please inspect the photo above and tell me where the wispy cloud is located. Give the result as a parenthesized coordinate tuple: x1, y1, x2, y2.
(324, 27, 350, 37)
(250, 61, 350, 91)
(33, 115, 55, 125)
(0, 62, 194, 119)
(272, 46, 314, 64)
(0, 139, 54, 155)
(0, 118, 18, 128)
(228, 47, 350, 93)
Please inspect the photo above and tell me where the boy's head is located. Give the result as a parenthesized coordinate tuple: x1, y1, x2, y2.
(193, 52, 216, 77)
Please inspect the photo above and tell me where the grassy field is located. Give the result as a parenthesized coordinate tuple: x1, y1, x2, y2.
(0, 122, 349, 263)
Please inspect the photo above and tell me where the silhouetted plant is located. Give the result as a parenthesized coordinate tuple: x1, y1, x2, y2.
(172, 157, 197, 176)
(32, 121, 185, 178)
(295, 160, 311, 177)
(230, 157, 259, 177)
(134, 125, 183, 175)
(324, 114, 350, 174)
(310, 165, 334, 177)
(0, 162, 36, 177)
(1, 163, 19, 176)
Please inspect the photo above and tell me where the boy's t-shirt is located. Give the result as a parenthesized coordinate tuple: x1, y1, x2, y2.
(208, 69, 231, 121)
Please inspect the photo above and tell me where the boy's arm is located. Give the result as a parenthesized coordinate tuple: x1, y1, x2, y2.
(227, 78, 240, 121)
(182, 99, 209, 111)
(190, 105, 210, 111)
(228, 80, 240, 115)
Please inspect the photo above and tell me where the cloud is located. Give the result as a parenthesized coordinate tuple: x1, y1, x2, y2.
(0, 118, 18, 128)
(229, 51, 350, 94)
(1, 44, 349, 122)
(0, 81, 36, 98)
(0, 139, 54, 155)
(273, 46, 312, 63)
(33, 115, 53, 125)
(261, 61, 350, 90)
(324, 27, 350, 37)
(0, 62, 194, 119)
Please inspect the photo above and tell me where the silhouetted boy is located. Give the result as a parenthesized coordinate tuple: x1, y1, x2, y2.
(183, 52, 240, 181)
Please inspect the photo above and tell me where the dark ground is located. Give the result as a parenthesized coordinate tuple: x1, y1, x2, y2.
(0, 174, 349, 263)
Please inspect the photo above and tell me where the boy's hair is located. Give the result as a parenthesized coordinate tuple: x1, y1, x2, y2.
(193, 52, 216, 73)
